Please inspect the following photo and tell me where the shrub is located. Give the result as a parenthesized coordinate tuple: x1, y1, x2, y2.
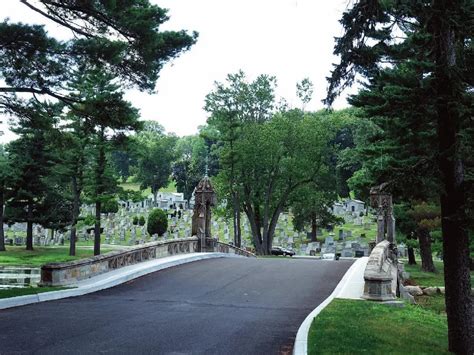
(132, 216, 139, 225)
(138, 216, 146, 226)
(147, 209, 168, 236)
(102, 199, 119, 214)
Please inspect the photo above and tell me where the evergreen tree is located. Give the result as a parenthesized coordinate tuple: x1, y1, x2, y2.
(0, 1, 197, 109)
(72, 69, 140, 256)
(5, 101, 63, 250)
(325, 1, 473, 351)
(0, 146, 13, 252)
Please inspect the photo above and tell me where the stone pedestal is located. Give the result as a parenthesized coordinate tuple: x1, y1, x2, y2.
(363, 276, 396, 301)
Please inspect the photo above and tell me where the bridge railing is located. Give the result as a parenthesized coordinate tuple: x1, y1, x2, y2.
(362, 240, 398, 301)
(215, 241, 257, 258)
(40, 237, 199, 287)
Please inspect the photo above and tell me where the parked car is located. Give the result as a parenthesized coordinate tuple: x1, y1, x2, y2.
(271, 246, 295, 257)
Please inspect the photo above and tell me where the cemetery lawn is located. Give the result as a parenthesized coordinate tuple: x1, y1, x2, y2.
(0, 286, 71, 299)
(119, 179, 176, 196)
(415, 294, 447, 315)
(308, 298, 449, 354)
(0, 247, 113, 267)
(404, 260, 445, 287)
(403, 260, 474, 287)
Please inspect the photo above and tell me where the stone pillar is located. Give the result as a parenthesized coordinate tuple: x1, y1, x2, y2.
(376, 215, 385, 244)
(387, 215, 396, 243)
(191, 175, 217, 252)
(370, 183, 396, 244)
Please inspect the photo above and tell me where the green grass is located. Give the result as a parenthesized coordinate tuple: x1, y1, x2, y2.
(404, 261, 446, 287)
(119, 181, 151, 196)
(415, 294, 447, 315)
(0, 286, 71, 299)
(403, 260, 474, 287)
(0, 247, 112, 267)
(308, 298, 449, 354)
(119, 179, 176, 197)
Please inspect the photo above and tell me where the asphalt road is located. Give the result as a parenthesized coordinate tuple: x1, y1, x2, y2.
(0, 257, 352, 355)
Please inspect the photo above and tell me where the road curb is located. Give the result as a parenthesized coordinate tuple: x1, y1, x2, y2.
(292, 257, 368, 355)
(0, 253, 240, 310)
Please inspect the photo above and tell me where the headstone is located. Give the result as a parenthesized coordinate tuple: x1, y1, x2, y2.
(338, 229, 344, 241)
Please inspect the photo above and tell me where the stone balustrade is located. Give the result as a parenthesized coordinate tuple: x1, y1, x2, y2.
(362, 240, 397, 301)
(40, 237, 199, 287)
(216, 241, 257, 258)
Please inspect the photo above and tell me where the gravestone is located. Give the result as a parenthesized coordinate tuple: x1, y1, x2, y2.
(325, 236, 334, 246)
(338, 229, 344, 241)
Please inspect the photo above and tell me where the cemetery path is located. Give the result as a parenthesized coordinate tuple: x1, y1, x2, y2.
(0, 257, 352, 355)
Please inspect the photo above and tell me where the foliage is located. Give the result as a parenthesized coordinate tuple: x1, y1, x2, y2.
(0, 0, 197, 110)
(132, 216, 139, 225)
(4, 101, 73, 249)
(138, 216, 146, 226)
(102, 199, 119, 214)
(172, 134, 209, 202)
(147, 209, 168, 236)
(82, 214, 96, 226)
(291, 185, 341, 241)
(117, 188, 144, 203)
(134, 122, 177, 203)
(296, 77, 314, 110)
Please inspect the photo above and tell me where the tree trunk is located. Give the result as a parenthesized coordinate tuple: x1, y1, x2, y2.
(311, 215, 317, 242)
(26, 201, 33, 251)
(407, 247, 416, 265)
(418, 229, 436, 272)
(69, 176, 81, 256)
(266, 205, 283, 254)
(236, 206, 241, 248)
(0, 191, 5, 252)
(433, 1, 472, 351)
(232, 193, 241, 247)
(243, 203, 263, 255)
(94, 200, 101, 256)
(94, 130, 106, 256)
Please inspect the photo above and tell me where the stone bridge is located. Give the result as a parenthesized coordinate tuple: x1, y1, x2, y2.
(40, 237, 255, 287)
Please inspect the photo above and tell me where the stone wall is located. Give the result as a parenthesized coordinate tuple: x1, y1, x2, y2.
(362, 240, 397, 301)
(40, 237, 199, 287)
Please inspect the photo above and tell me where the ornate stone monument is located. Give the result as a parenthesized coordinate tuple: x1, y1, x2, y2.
(370, 182, 396, 244)
(192, 175, 217, 252)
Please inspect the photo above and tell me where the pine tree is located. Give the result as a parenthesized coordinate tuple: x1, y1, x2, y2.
(325, 1, 473, 351)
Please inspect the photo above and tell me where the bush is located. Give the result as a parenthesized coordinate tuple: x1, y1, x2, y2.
(138, 216, 146, 226)
(102, 199, 119, 214)
(147, 209, 168, 236)
(83, 214, 96, 226)
(132, 216, 139, 225)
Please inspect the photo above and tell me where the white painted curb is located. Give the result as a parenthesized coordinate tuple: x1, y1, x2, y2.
(292, 257, 369, 355)
(0, 253, 241, 310)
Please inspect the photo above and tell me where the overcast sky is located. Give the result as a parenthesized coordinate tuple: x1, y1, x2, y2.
(1, 0, 355, 142)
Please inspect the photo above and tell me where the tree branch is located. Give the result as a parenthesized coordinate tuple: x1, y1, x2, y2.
(20, 0, 93, 38)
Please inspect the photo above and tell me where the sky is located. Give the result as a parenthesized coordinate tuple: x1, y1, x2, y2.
(0, 0, 356, 142)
